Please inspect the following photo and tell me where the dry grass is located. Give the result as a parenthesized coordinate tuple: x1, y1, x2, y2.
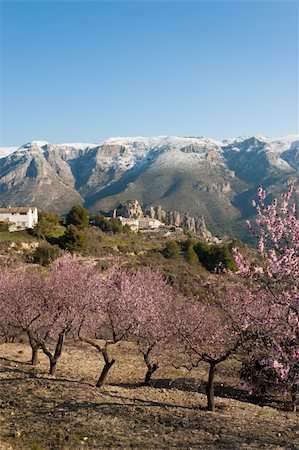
(0, 342, 298, 450)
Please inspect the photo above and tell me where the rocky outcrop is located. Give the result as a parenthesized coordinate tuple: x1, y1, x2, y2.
(192, 181, 231, 194)
(110, 199, 212, 239)
(180, 144, 202, 154)
(205, 149, 218, 161)
(98, 145, 127, 158)
(113, 200, 144, 219)
(145, 205, 212, 240)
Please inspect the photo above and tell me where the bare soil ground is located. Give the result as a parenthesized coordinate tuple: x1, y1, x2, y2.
(0, 342, 298, 450)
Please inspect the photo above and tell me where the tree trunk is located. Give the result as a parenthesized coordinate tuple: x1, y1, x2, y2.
(96, 347, 115, 388)
(292, 402, 297, 413)
(49, 359, 57, 376)
(291, 389, 297, 413)
(142, 347, 159, 386)
(31, 346, 39, 366)
(28, 331, 40, 366)
(144, 363, 159, 386)
(206, 362, 216, 412)
(96, 360, 116, 387)
(40, 331, 65, 376)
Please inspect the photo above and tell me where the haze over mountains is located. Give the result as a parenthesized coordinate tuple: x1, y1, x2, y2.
(0, 135, 298, 239)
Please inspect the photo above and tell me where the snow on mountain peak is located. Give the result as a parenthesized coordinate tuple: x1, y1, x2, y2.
(0, 147, 19, 159)
(20, 141, 49, 149)
(103, 135, 222, 149)
(0, 135, 298, 164)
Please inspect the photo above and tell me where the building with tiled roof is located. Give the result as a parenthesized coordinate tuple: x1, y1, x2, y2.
(0, 206, 38, 231)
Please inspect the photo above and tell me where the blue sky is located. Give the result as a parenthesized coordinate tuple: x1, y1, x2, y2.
(0, 0, 298, 146)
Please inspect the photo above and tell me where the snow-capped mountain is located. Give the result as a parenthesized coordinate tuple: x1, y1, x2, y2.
(0, 135, 298, 238)
(0, 147, 19, 159)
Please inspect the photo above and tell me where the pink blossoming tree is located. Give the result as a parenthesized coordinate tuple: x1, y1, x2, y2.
(234, 186, 299, 410)
(174, 283, 271, 412)
(78, 267, 137, 387)
(0, 267, 48, 365)
(128, 267, 179, 386)
(38, 254, 99, 375)
(78, 267, 180, 387)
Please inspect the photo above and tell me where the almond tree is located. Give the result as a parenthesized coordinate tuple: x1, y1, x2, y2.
(234, 185, 299, 290)
(79, 266, 181, 387)
(128, 267, 179, 385)
(78, 267, 136, 387)
(0, 267, 47, 365)
(175, 283, 271, 412)
(38, 254, 99, 375)
(233, 186, 299, 410)
(0, 269, 19, 343)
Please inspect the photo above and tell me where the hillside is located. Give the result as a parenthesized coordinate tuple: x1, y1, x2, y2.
(0, 135, 298, 239)
(0, 342, 298, 450)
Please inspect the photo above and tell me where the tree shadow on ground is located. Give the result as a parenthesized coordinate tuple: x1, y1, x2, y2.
(0, 369, 295, 449)
(0, 364, 290, 412)
(0, 365, 39, 377)
(0, 365, 95, 387)
(25, 393, 294, 450)
(112, 377, 289, 410)
(113, 377, 248, 397)
(112, 377, 202, 391)
(0, 356, 31, 366)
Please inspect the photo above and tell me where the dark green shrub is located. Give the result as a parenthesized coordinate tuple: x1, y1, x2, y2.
(193, 241, 236, 272)
(31, 243, 62, 266)
(59, 225, 87, 252)
(96, 260, 109, 271)
(0, 221, 10, 232)
(180, 238, 198, 265)
(30, 212, 64, 240)
(109, 218, 123, 233)
(180, 238, 196, 252)
(38, 211, 62, 227)
(185, 245, 199, 265)
(65, 205, 89, 229)
(92, 215, 126, 233)
(78, 227, 104, 256)
(122, 224, 131, 234)
(163, 240, 179, 259)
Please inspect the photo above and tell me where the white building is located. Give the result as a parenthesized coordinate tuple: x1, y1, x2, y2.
(136, 218, 162, 230)
(118, 217, 162, 231)
(0, 207, 38, 231)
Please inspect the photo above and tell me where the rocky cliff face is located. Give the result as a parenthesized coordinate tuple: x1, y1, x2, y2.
(113, 200, 144, 219)
(109, 199, 214, 240)
(0, 135, 298, 240)
(0, 142, 83, 213)
(147, 205, 212, 239)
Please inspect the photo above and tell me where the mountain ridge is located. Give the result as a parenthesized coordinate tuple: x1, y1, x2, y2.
(0, 135, 298, 240)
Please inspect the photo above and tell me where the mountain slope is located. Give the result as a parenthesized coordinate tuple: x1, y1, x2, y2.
(0, 135, 298, 238)
(0, 142, 83, 213)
